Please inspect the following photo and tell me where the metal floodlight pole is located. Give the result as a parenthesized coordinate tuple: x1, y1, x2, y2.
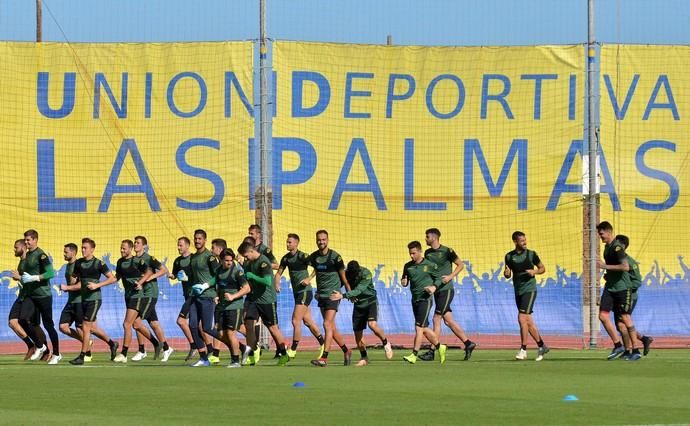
(259, 0, 273, 248)
(36, 0, 42, 42)
(587, 0, 600, 349)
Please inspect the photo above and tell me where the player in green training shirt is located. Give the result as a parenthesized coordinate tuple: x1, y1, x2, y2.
(169, 236, 198, 361)
(400, 241, 447, 364)
(238, 241, 290, 366)
(215, 248, 251, 368)
(330, 260, 394, 366)
(614, 235, 653, 358)
(248, 224, 278, 270)
(503, 231, 549, 361)
(421, 228, 476, 362)
(131, 235, 174, 362)
(112, 239, 160, 364)
(596, 221, 639, 361)
(16, 229, 61, 364)
(303, 230, 352, 367)
(69, 238, 118, 365)
(58, 242, 115, 364)
(274, 233, 325, 359)
(9, 239, 47, 361)
(188, 229, 221, 367)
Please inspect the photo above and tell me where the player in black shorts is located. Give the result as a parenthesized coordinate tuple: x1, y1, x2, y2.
(169, 236, 198, 361)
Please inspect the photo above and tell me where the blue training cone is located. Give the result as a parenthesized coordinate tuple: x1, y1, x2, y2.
(563, 394, 579, 401)
(293, 381, 305, 388)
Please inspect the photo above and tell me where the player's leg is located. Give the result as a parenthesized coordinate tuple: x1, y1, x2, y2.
(58, 302, 82, 342)
(33, 296, 60, 357)
(439, 289, 476, 360)
(366, 302, 393, 360)
(188, 299, 210, 366)
(177, 297, 196, 360)
(18, 297, 43, 354)
(9, 299, 37, 359)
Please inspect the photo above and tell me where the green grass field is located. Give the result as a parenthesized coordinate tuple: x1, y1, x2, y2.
(1, 349, 690, 425)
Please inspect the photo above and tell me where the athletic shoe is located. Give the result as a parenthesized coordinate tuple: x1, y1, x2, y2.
(317, 344, 325, 359)
(356, 358, 369, 367)
(109, 341, 119, 361)
(464, 341, 477, 361)
(418, 349, 434, 361)
(515, 349, 528, 360)
(641, 336, 654, 356)
(30, 344, 47, 361)
(253, 348, 262, 365)
(131, 351, 147, 361)
(310, 358, 327, 367)
(69, 356, 84, 365)
(84, 355, 93, 363)
(273, 351, 280, 359)
(628, 351, 642, 361)
(113, 354, 127, 363)
(153, 345, 161, 360)
(241, 346, 251, 365)
(438, 344, 448, 364)
(40, 348, 52, 362)
(344, 349, 352, 366)
(191, 359, 210, 367)
(536, 345, 550, 362)
(403, 353, 417, 364)
(47, 354, 62, 365)
(621, 351, 632, 361)
(227, 362, 241, 368)
(208, 355, 220, 365)
(161, 347, 174, 362)
(185, 348, 197, 362)
(607, 346, 625, 360)
(383, 341, 393, 360)
(277, 353, 290, 366)
(286, 349, 297, 359)
(23, 347, 35, 361)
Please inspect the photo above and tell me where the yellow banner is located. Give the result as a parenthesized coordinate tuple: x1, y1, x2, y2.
(0, 42, 254, 268)
(272, 41, 584, 279)
(600, 45, 690, 272)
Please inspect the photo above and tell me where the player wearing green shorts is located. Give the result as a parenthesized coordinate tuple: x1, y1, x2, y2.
(503, 231, 549, 361)
(238, 241, 289, 366)
(400, 241, 447, 365)
(274, 233, 325, 359)
(69, 238, 118, 365)
(169, 236, 197, 361)
(330, 260, 393, 366)
(215, 249, 251, 368)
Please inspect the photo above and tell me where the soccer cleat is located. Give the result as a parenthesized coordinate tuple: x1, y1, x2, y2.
(113, 354, 127, 363)
(286, 349, 297, 359)
(273, 351, 280, 359)
(241, 346, 251, 365)
(161, 347, 174, 362)
(47, 354, 62, 365)
(185, 348, 197, 362)
(403, 353, 417, 364)
(227, 362, 241, 368)
(84, 355, 93, 363)
(641, 336, 654, 356)
(344, 349, 352, 366)
(253, 348, 262, 365)
(515, 349, 528, 360)
(607, 346, 625, 360)
(208, 355, 220, 365)
(356, 358, 369, 367)
(242, 354, 254, 366)
(153, 345, 161, 360)
(383, 341, 393, 360)
(110, 341, 119, 361)
(464, 341, 477, 361)
(438, 344, 448, 364)
(277, 353, 290, 366)
(40, 348, 52, 362)
(418, 349, 434, 361)
(536, 345, 550, 362)
(317, 344, 325, 359)
(131, 351, 148, 361)
(30, 344, 47, 361)
(23, 347, 36, 361)
(69, 356, 84, 365)
(310, 358, 328, 367)
(191, 359, 210, 367)
(628, 351, 642, 361)
(620, 351, 632, 361)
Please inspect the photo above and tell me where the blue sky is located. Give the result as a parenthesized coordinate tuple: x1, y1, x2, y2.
(1, 0, 690, 45)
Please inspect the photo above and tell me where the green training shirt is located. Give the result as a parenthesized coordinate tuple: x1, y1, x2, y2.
(215, 262, 248, 311)
(343, 267, 377, 308)
(74, 257, 110, 302)
(603, 240, 631, 292)
(116, 256, 146, 300)
(64, 262, 80, 304)
(627, 255, 642, 291)
(279, 250, 311, 295)
(308, 249, 345, 298)
(402, 259, 441, 303)
(190, 249, 220, 298)
(504, 249, 541, 296)
(135, 252, 162, 298)
(256, 242, 277, 264)
(245, 254, 276, 304)
(23, 247, 53, 298)
(172, 254, 193, 298)
(424, 245, 459, 293)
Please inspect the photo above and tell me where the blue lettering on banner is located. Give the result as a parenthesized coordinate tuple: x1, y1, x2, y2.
(175, 139, 225, 210)
(329, 138, 386, 210)
(521, 74, 558, 120)
(425, 74, 465, 119)
(481, 74, 514, 119)
(344, 72, 373, 118)
(166, 72, 207, 118)
(404, 138, 446, 211)
(643, 75, 679, 120)
(386, 74, 416, 118)
(93, 72, 128, 119)
(36, 72, 76, 119)
(224, 72, 253, 117)
(36, 139, 87, 212)
(603, 74, 639, 120)
(292, 71, 330, 117)
(635, 140, 679, 211)
(271, 138, 317, 209)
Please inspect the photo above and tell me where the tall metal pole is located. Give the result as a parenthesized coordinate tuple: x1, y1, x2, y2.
(36, 0, 42, 42)
(586, 0, 600, 349)
(258, 0, 273, 248)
